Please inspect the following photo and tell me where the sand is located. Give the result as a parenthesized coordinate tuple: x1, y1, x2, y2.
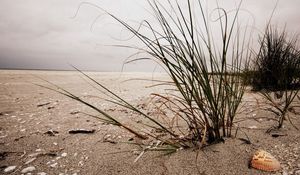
(0, 70, 299, 175)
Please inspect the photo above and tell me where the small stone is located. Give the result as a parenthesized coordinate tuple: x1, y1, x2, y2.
(4, 166, 17, 173)
(61, 152, 67, 157)
(104, 134, 111, 139)
(44, 130, 59, 136)
(78, 161, 84, 166)
(21, 166, 36, 173)
(0, 135, 7, 138)
(37, 172, 47, 175)
(248, 125, 257, 129)
(282, 171, 288, 175)
(36, 149, 42, 152)
(50, 163, 58, 168)
(70, 111, 80, 115)
(53, 142, 58, 146)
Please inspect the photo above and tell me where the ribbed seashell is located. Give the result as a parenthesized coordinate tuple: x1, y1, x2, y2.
(251, 150, 281, 172)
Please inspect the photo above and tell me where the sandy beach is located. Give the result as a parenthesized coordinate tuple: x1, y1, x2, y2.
(0, 70, 299, 175)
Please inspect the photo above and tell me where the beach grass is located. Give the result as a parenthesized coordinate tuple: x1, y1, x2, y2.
(49, 0, 253, 149)
(251, 25, 300, 130)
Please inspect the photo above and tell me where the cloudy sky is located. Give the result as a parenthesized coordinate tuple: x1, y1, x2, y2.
(0, 0, 300, 71)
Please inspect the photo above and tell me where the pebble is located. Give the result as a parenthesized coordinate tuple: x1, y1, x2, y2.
(282, 171, 288, 175)
(37, 172, 47, 175)
(53, 142, 58, 146)
(50, 162, 58, 168)
(4, 166, 17, 173)
(104, 134, 111, 139)
(36, 149, 42, 152)
(61, 152, 67, 157)
(248, 125, 257, 129)
(78, 161, 84, 166)
(21, 166, 36, 173)
(0, 135, 8, 138)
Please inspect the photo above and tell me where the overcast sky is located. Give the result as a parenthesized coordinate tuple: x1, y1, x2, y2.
(0, 0, 300, 72)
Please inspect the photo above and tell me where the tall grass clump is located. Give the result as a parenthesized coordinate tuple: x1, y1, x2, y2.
(252, 25, 300, 130)
(45, 0, 252, 151)
(252, 26, 300, 91)
(121, 0, 253, 142)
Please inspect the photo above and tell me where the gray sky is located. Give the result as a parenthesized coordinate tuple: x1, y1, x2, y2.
(0, 0, 300, 72)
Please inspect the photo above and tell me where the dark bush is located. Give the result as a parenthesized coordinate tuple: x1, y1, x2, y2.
(250, 26, 300, 91)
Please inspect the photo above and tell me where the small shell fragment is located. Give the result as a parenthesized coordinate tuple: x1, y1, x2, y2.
(4, 166, 17, 173)
(251, 150, 281, 172)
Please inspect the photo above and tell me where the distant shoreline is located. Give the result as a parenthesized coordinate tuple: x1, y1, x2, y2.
(0, 68, 168, 76)
(0, 68, 166, 73)
(0, 68, 105, 72)
(0, 68, 76, 71)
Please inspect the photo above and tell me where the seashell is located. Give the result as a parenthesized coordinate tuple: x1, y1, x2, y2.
(251, 150, 281, 172)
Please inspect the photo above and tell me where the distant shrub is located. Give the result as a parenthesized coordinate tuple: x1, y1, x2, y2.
(250, 26, 300, 91)
(250, 26, 300, 130)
